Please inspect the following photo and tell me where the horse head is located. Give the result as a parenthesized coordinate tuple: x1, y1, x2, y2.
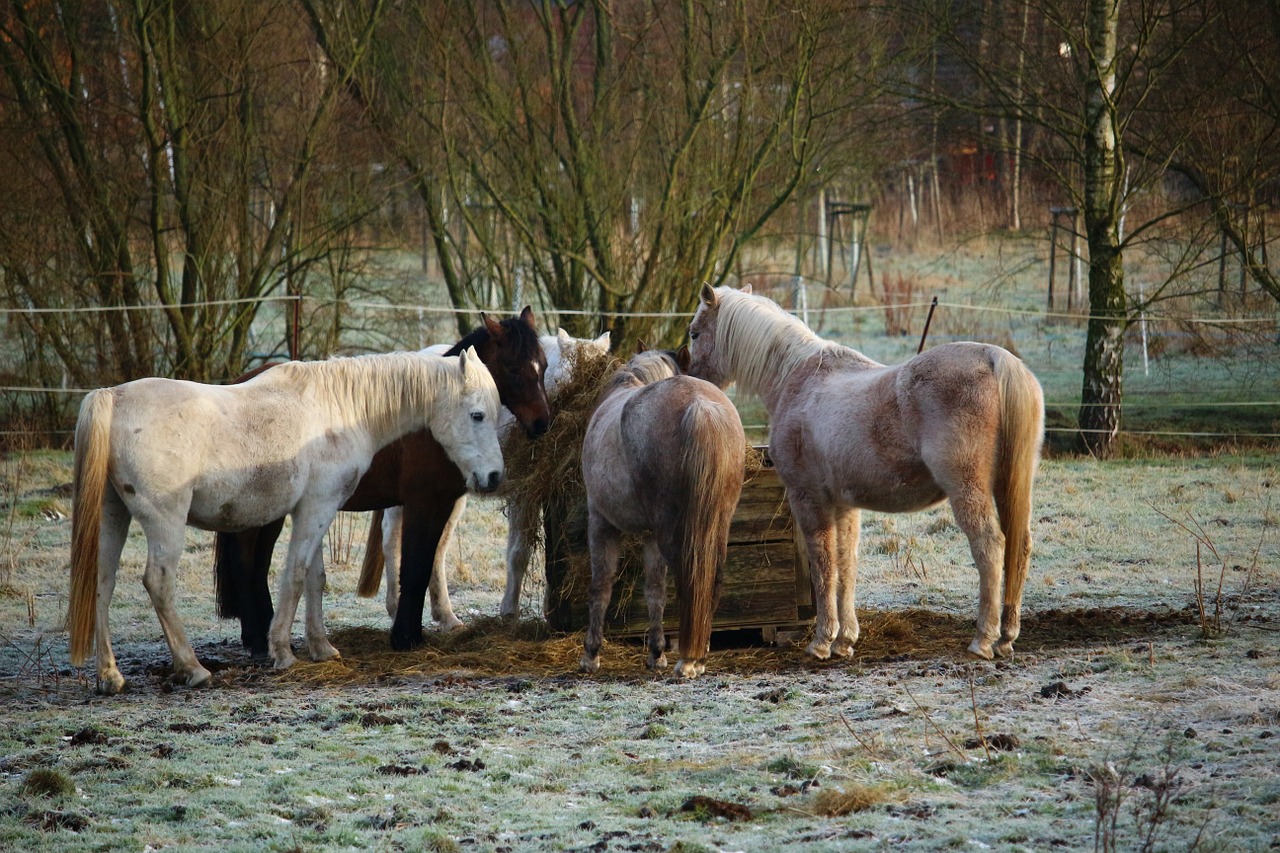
(431, 347, 505, 494)
(544, 328, 611, 397)
(685, 282, 739, 388)
(464, 306, 553, 439)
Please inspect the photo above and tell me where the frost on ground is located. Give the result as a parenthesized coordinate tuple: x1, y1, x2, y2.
(0, 454, 1277, 851)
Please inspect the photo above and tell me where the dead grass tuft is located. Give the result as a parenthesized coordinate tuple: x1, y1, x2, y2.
(810, 783, 896, 816)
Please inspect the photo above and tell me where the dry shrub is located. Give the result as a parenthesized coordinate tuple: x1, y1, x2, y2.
(811, 783, 896, 816)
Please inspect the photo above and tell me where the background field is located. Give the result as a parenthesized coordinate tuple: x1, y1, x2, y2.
(1, 444, 1277, 851)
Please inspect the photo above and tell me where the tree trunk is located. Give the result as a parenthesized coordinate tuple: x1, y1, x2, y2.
(1077, 0, 1126, 457)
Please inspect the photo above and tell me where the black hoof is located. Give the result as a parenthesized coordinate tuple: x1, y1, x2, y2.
(390, 628, 425, 651)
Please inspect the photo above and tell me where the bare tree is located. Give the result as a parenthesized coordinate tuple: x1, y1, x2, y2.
(0, 0, 388, 394)
(304, 0, 892, 347)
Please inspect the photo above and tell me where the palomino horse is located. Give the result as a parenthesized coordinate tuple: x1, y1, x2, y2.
(68, 350, 503, 693)
(686, 284, 1044, 661)
(359, 329, 612, 628)
(578, 345, 745, 679)
(212, 309, 552, 656)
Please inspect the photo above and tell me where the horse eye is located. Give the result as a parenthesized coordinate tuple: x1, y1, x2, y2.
(471, 411, 485, 423)
(689, 331, 700, 341)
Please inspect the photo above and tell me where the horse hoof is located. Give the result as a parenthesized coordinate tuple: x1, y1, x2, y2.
(966, 641, 995, 660)
(438, 617, 465, 632)
(186, 667, 213, 688)
(579, 655, 600, 674)
(309, 644, 341, 663)
(994, 640, 1015, 658)
(390, 629, 424, 651)
(831, 638, 857, 658)
(272, 651, 298, 670)
(805, 640, 833, 661)
(646, 654, 668, 671)
(97, 670, 127, 696)
(674, 660, 704, 679)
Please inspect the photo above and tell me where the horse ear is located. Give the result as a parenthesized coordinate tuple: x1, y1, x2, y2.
(700, 282, 718, 307)
(595, 330, 611, 348)
(676, 345, 691, 372)
(481, 312, 505, 339)
(636, 339, 649, 353)
(519, 305, 537, 330)
(741, 283, 753, 295)
(557, 328, 572, 344)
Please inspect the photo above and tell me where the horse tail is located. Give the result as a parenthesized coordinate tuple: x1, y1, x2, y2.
(357, 508, 386, 598)
(213, 532, 243, 619)
(672, 396, 745, 669)
(68, 389, 114, 667)
(993, 353, 1045, 641)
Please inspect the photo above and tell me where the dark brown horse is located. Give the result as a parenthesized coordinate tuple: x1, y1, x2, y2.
(214, 308, 551, 656)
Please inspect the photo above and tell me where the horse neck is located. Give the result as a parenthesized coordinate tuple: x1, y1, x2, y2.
(293, 355, 452, 446)
(719, 298, 876, 412)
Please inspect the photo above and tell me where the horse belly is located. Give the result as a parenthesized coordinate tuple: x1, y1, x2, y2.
(185, 460, 306, 531)
(838, 478, 946, 514)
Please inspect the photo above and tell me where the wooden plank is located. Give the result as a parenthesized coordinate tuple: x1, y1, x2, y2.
(542, 451, 814, 635)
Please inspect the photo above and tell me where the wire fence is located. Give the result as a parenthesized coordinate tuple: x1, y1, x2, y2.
(2, 282, 1278, 445)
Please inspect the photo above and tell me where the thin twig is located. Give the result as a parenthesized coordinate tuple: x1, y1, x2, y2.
(902, 684, 967, 760)
(968, 671, 991, 761)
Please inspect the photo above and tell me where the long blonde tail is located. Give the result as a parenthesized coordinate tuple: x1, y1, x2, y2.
(994, 355, 1045, 633)
(673, 399, 744, 664)
(68, 389, 115, 666)
(356, 508, 386, 598)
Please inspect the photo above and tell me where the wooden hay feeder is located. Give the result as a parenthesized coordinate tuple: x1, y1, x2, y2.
(540, 450, 813, 642)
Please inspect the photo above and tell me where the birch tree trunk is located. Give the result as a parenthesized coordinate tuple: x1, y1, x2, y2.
(1077, 0, 1126, 457)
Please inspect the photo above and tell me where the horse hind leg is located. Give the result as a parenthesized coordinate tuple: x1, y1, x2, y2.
(949, 489, 1005, 660)
(499, 500, 534, 619)
(381, 507, 403, 620)
(579, 513, 621, 674)
(92, 489, 132, 694)
(789, 494, 840, 660)
(831, 507, 861, 658)
(641, 538, 669, 672)
(139, 517, 212, 689)
(428, 496, 466, 631)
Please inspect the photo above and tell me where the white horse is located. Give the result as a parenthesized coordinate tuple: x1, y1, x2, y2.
(68, 349, 503, 693)
(367, 329, 612, 628)
(686, 284, 1044, 660)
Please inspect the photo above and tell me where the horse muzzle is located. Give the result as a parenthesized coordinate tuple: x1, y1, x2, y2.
(472, 469, 504, 494)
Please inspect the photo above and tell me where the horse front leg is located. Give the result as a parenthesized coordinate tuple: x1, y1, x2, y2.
(499, 500, 534, 618)
(789, 492, 840, 661)
(269, 511, 329, 669)
(389, 505, 448, 651)
(640, 538, 669, 672)
(140, 519, 212, 689)
(428, 496, 466, 631)
(831, 507, 862, 658)
(579, 511, 620, 674)
(302, 547, 341, 662)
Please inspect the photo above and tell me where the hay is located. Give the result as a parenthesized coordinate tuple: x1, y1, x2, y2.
(496, 347, 771, 620)
(498, 344, 620, 554)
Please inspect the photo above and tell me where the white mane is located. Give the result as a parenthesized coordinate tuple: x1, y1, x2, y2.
(268, 352, 465, 437)
(712, 288, 837, 397)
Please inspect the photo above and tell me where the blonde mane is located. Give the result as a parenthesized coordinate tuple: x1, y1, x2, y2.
(713, 288, 837, 397)
(599, 351, 680, 401)
(269, 352, 462, 437)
